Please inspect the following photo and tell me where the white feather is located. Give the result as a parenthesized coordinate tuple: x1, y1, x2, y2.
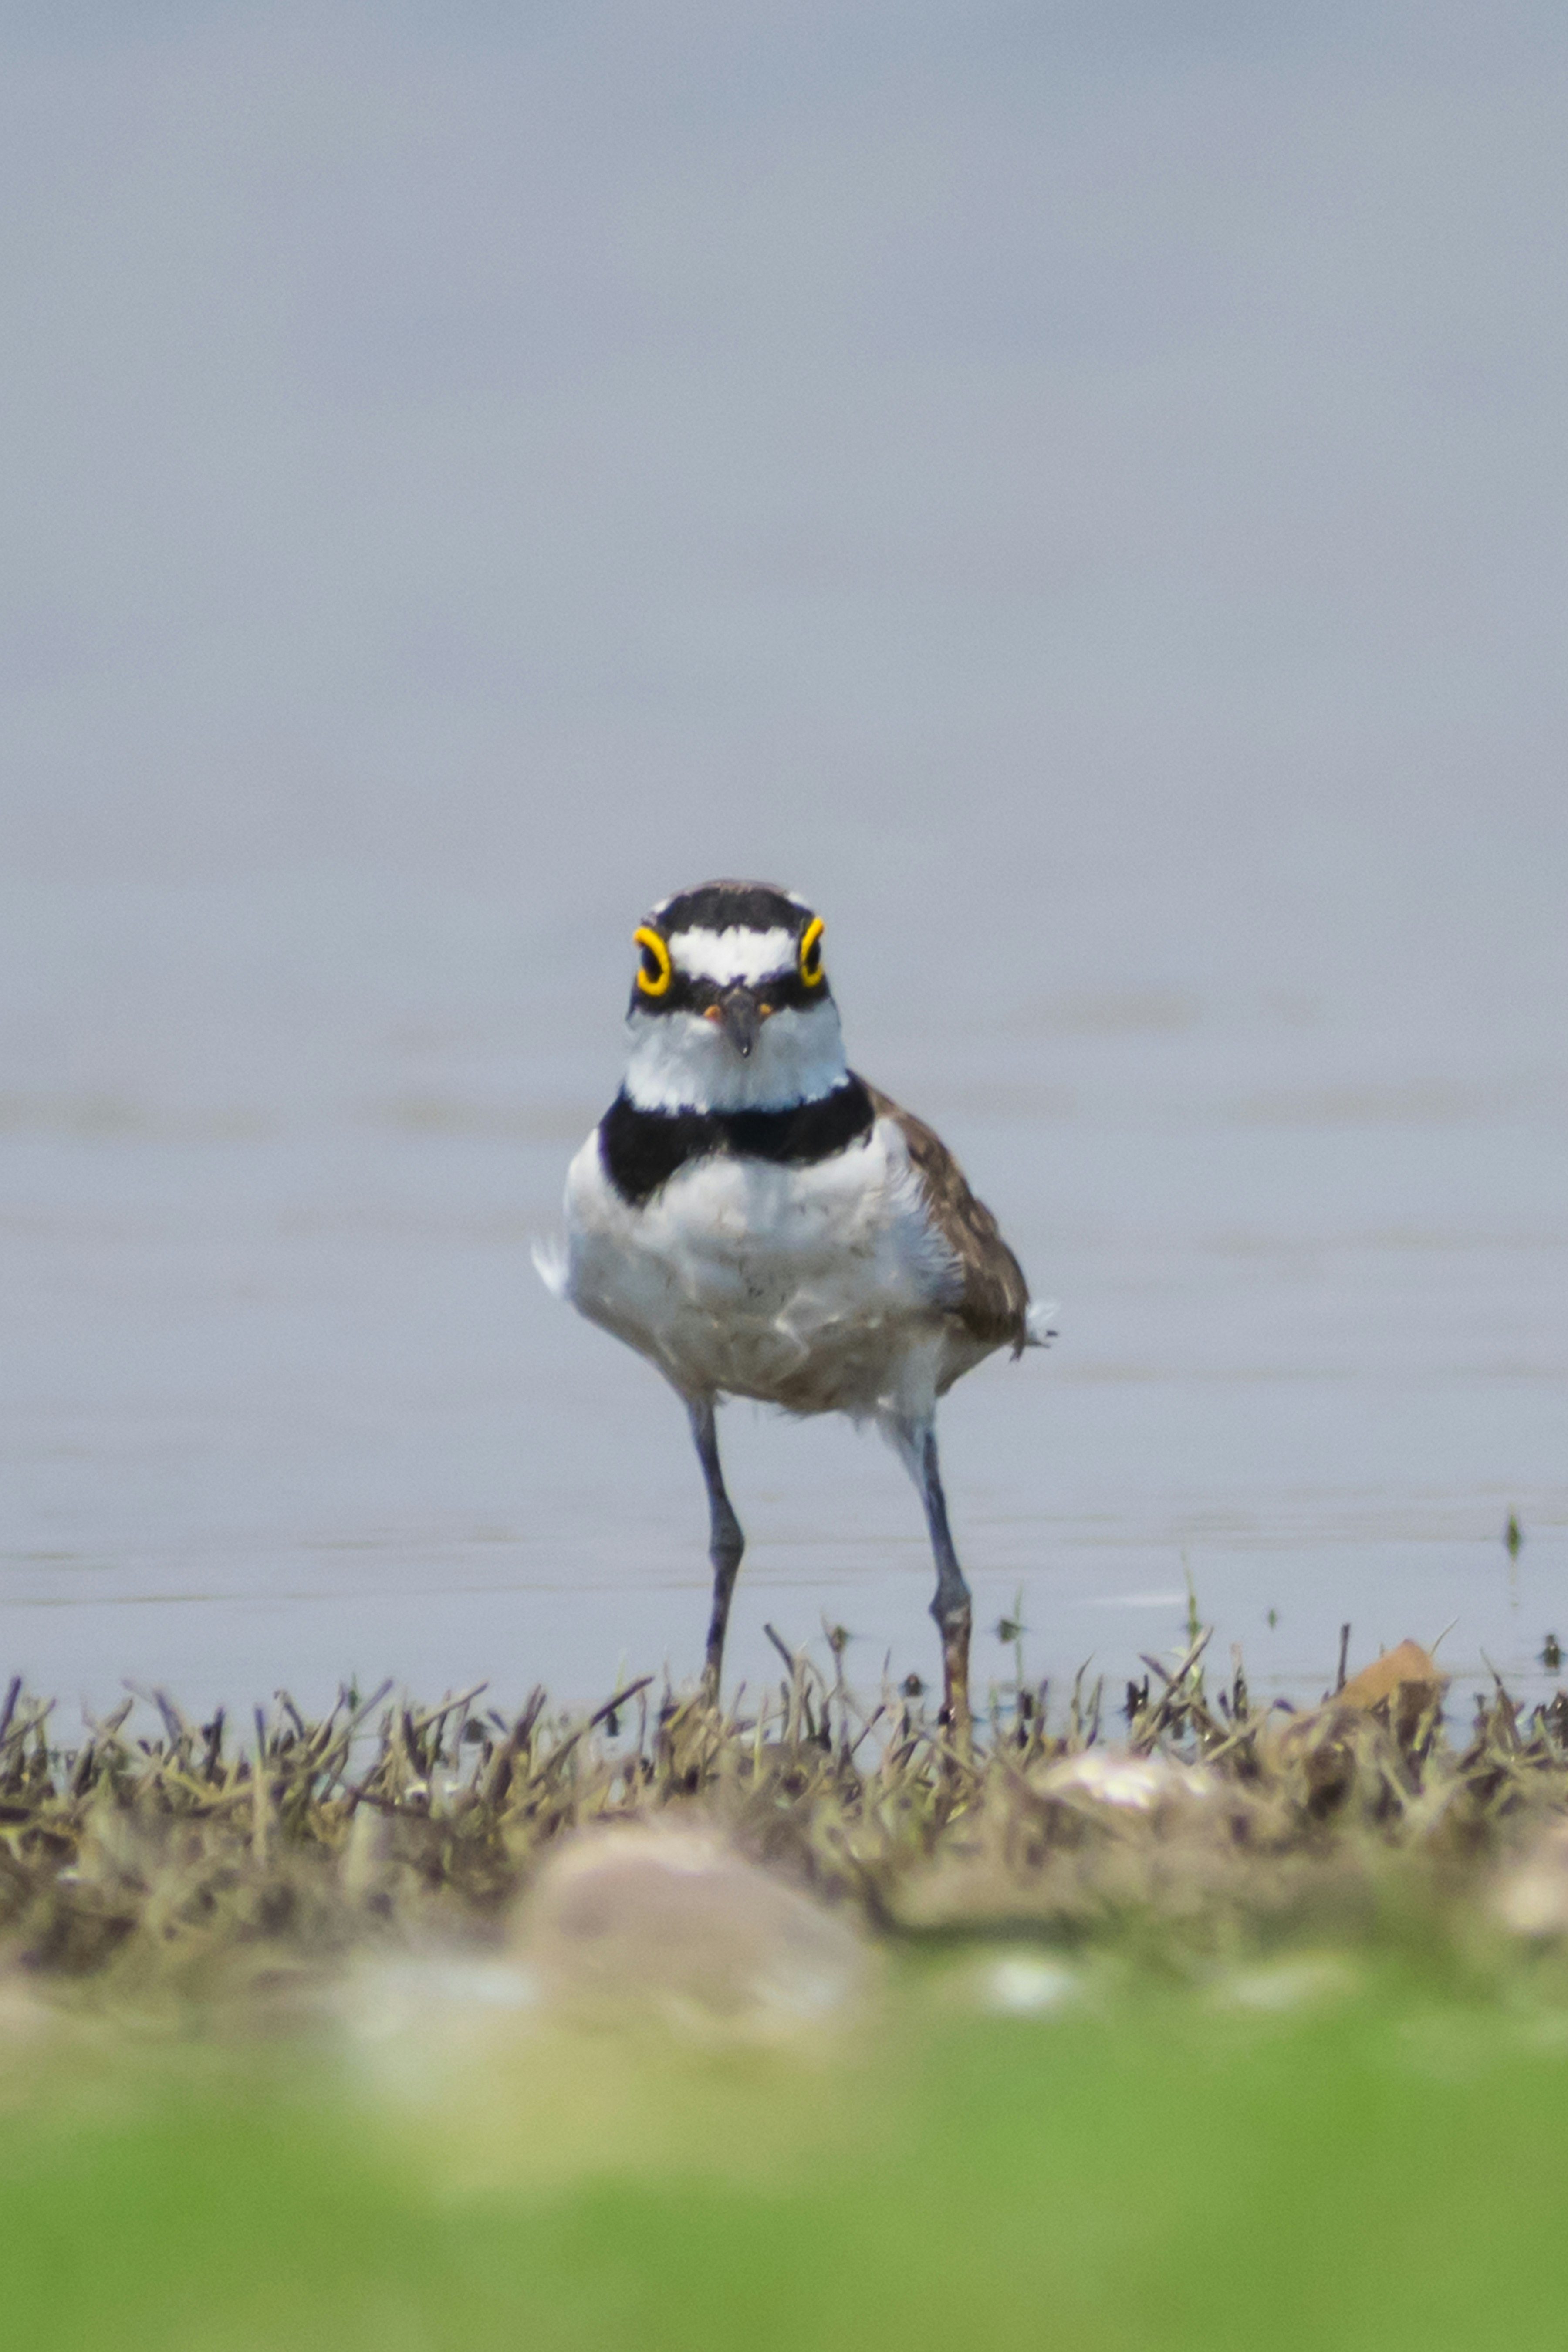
(623, 997, 849, 1114)
(667, 924, 799, 985)
(558, 1112, 973, 1420)
(1025, 1299, 1059, 1348)
(530, 1236, 570, 1301)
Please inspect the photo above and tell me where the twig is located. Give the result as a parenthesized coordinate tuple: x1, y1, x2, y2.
(410, 1682, 490, 1737)
(1139, 1627, 1213, 1689)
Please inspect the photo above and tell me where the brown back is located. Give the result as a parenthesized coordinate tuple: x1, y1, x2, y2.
(865, 1081, 1030, 1353)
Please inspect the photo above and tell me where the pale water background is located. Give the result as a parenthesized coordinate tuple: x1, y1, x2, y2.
(3, 4, 1565, 1723)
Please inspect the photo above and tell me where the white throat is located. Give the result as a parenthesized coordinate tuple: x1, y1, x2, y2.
(624, 998, 850, 1113)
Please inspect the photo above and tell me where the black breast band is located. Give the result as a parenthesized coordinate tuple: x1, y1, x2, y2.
(598, 1076, 876, 1207)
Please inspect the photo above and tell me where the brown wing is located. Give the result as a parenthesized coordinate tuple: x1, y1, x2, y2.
(864, 1080, 1030, 1354)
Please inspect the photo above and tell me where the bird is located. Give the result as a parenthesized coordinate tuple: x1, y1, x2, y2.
(536, 879, 1053, 1733)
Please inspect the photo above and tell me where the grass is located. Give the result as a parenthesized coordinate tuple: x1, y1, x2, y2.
(6, 1970, 1568, 2349)
(6, 1638, 1568, 2345)
(3, 1631, 1567, 1990)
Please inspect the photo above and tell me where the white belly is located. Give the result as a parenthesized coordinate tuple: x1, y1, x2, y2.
(561, 1117, 971, 1416)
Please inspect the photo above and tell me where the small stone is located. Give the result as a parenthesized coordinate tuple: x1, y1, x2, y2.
(980, 1954, 1080, 2016)
(514, 1823, 867, 2032)
(1036, 1749, 1216, 1813)
(1494, 1821, 1568, 1939)
(1336, 1640, 1445, 1710)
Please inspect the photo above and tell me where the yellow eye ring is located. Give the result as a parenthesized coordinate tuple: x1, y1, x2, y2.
(798, 915, 826, 987)
(632, 926, 673, 997)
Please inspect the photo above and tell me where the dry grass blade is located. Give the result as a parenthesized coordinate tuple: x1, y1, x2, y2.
(0, 1648, 1566, 1996)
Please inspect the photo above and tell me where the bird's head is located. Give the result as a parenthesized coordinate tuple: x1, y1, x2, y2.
(622, 880, 847, 1112)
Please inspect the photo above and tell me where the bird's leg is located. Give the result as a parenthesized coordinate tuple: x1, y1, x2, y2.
(891, 1414, 973, 1748)
(688, 1397, 745, 1703)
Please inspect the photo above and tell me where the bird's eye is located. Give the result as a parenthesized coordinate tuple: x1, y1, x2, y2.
(633, 926, 673, 997)
(798, 916, 826, 987)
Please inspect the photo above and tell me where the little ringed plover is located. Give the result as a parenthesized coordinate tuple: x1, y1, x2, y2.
(537, 879, 1053, 1733)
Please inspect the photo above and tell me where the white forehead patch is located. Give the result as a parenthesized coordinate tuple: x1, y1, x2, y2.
(668, 926, 798, 985)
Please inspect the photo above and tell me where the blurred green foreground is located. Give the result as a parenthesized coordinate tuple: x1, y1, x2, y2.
(7, 1967, 1566, 2352)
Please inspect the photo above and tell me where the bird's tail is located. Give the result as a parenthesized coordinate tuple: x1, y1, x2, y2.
(1024, 1299, 1059, 1349)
